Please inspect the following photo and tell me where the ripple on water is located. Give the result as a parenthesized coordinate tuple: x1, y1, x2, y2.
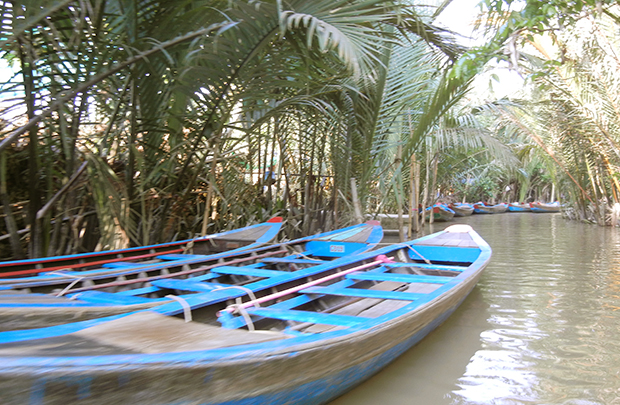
(452, 214, 620, 405)
(332, 214, 620, 405)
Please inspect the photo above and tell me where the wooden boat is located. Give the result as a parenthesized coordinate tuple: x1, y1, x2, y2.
(0, 221, 383, 331)
(424, 204, 455, 222)
(0, 224, 491, 405)
(473, 202, 507, 214)
(0, 217, 284, 278)
(473, 202, 494, 214)
(449, 202, 474, 217)
(491, 203, 509, 213)
(508, 202, 531, 212)
(530, 201, 562, 213)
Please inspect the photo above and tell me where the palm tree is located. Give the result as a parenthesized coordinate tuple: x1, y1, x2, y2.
(1, 0, 475, 259)
(484, 3, 620, 224)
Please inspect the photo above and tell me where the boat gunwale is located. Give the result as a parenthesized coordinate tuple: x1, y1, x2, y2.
(0, 222, 381, 287)
(0, 228, 491, 371)
(0, 220, 284, 269)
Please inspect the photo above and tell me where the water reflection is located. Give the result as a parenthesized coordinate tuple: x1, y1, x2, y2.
(332, 213, 620, 405)
(330, 288, 491, 405)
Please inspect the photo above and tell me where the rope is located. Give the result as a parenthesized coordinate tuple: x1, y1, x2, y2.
(403, 244, 432, 265)
(48, 271, 87, 297)
(211, 285, 259, 304)
(67, 292, 83, 301)
(165, 295, 192, 322)
(233, 303, 256, 331)
(211, 285, 261, 331)
(182, 239, 195, 254)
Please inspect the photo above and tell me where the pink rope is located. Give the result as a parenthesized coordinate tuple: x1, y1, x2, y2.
(221, 254, 395, 315)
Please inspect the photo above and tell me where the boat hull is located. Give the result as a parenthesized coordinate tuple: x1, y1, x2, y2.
(449, 203, 474, 217)
(0, 281, 478, 405)
(473, 203, 493, 214)
(508, 203, 531, 212)
(0, 226, 490, 405)
(474, 203, 507, 214)
(530, 202, 561, 213)
(491, 203, 508, 213)
(0, 222, 383, 331)
(424, 205, 455, 222)
(0, 218, 284, 278)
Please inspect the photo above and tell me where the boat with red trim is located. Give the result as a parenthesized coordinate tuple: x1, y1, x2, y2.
(0, 221, 383, 331)
(448, 202, 474, 217)
(508, 202, 531, 212)
(0, 224, 490, 405)
(530, 201, 562, 213)
(0, 218, 284, 278)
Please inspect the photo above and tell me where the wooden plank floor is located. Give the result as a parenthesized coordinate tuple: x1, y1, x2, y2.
(0, 312, 290, 357)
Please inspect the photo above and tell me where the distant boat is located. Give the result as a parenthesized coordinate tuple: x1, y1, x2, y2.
(474, 202, 507, 214)
(0, 224, 491, 405)
(508, 202, 531, 212)
(530, 201, 562, 213)
(491, 203, 509, 213)
(473, 202, 494, 214)
(0, 217, 285, 278)
(425, 204, 455, 222)
(0, 222, 383, 331)
(449, 202, 474, 217)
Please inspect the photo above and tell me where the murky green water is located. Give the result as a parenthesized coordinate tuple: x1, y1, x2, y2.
(331, 213, 620, 405)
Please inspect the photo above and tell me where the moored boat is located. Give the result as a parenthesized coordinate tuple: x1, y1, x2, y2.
(508, 202, 531, 212)
(491, 203, 509, 213)
(448, 202, 474, 217)
(473, 202, 507, 214)
(424, 204, 455, 222)
(0, 221, 383, 331)
(0, 224, 491, 405)
(0, 218, 284, 278)
(473, 202, 494, 214)
(530, 201, 562, 213)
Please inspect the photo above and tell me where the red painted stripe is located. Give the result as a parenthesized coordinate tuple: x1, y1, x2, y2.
(0, 241, 192, 269)
(67, 249, 289, 293)
(0, 248, 185, 278)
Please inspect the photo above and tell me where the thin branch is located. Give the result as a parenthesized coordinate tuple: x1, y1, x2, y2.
(0, 21, 237, 154)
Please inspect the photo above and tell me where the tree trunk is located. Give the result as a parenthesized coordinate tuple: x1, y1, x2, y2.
(411, 157, 420, 234)
(18, 34, 42, 258)
(350, 178, 363, 224)
(396, 145, 404, 242)
(0, 152, 24, 259)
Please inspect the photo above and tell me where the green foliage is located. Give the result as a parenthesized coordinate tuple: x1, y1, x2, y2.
(0, 0, 474, 258)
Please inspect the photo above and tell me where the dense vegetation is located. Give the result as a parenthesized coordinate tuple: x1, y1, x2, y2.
(1, 0, 619, 260)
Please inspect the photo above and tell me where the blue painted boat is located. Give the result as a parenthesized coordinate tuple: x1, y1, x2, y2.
(449, 202, 474, 217)
(473, 202, 494, 214)
(424, 204, 455, 222)
(508, 202, 531, 212)
(491, 203, 509, 213)
(474, 202, 507, 214)
(0, 224, 490, 405)
(530, 201, 561, 213)
(0, 221, 383, 331)
(0, 217, 284, 278)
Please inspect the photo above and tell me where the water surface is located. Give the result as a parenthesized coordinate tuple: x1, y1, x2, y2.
(331, 213, 620, 405)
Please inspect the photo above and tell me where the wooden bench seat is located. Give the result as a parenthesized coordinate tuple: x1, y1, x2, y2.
(346, 272, 454, 284)
(246, 307, 367, 327)
(259, 257, 327, 265)
(300, 286, 424, 301)
(384, 262, 467, 272)
(66, 290, 169, 305)
(211, 266, 289, 278)
(150, 279, 231, 292)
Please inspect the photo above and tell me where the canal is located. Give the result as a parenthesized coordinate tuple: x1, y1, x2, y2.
(331, 212, 620, 404)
